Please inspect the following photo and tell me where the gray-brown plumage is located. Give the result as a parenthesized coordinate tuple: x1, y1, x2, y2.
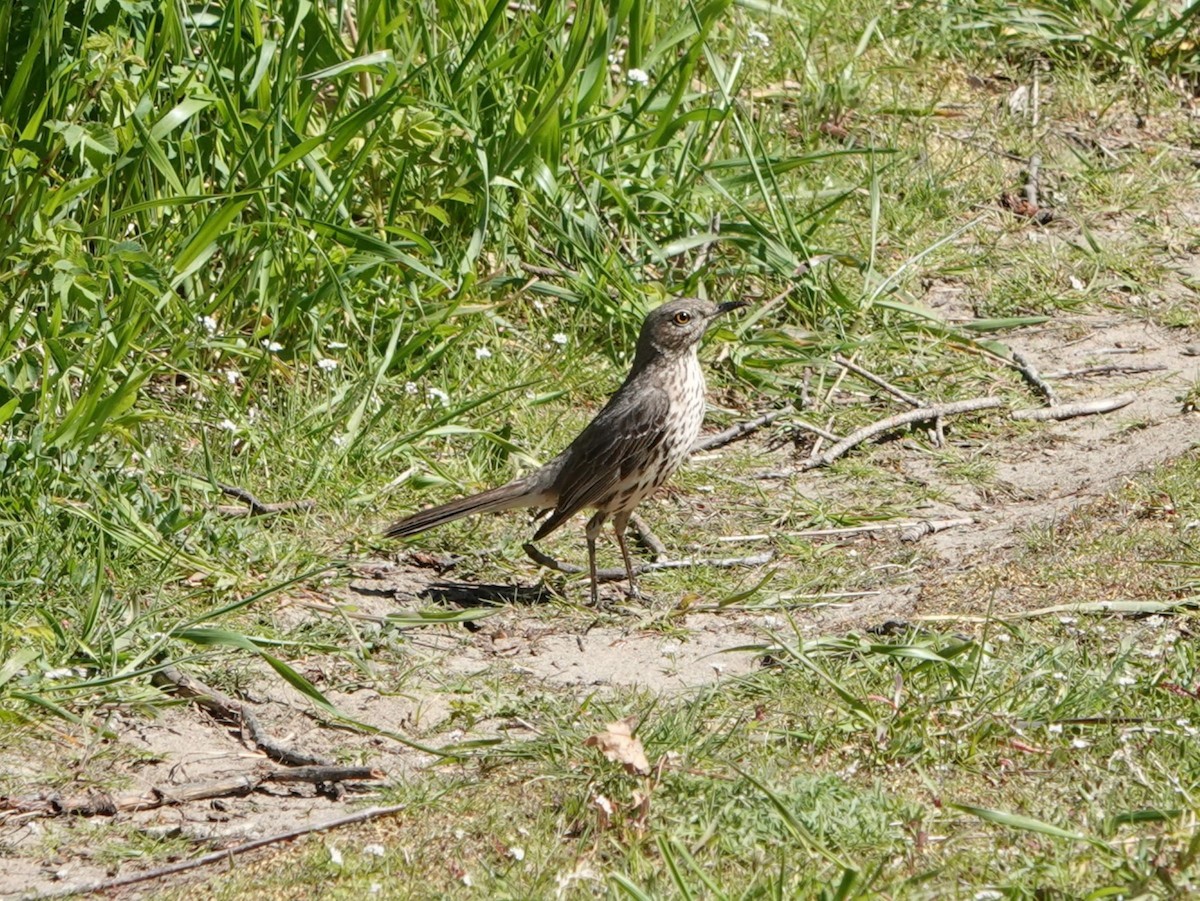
(384, 297, 746, 603)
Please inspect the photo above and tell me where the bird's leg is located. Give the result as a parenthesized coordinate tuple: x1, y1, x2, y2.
(585, 511, 607, 605)
(611, 511, 640, 600)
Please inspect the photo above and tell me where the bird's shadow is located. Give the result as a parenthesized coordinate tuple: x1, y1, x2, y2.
(419, 580, 557, 608)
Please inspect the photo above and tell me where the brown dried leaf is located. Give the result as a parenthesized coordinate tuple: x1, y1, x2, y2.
(584, 719, 650, 775)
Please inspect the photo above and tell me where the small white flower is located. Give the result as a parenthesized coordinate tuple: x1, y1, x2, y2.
(196, 314, 217, 334)
(405, 381, 419, 395)
(428, 387, 450, 405)
(363, 844, 385, 857)
(1069, 275, 1085, 291)
(261, 339, 283, 353)
(532, 299, 546, 311)
(1048, 724, 1063, 734)
(328, 341, 348, 350)
(331, 434, 348, 448)
(45, 667, 86, 680)
(218, 418, 237, 432)
(1115, 675, 1136, 686)
(475, 347, 493, 360)
(1070, 738, 1090, 749)
(224, 369, 240, 385)
(453, 829, 466, 840)
(317, 358, 338, 371)
(747, 27, 770, 48)
(626, 68, 650, 86)
(508, 846, 525, 861)
(551, 332, 568, 346)
(461, 873, 473, 887)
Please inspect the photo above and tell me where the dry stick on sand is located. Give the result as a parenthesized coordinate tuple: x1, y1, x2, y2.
(1011, 393, 1135, 421)
(832, 355, 923, 407)
(691, 407, 793, 453)
(628, 512, 669, 561)
(2, 766, 383, 819)
(802, 398, 1006, 470)
(803, 393, 1137, 470)
(1044, 362, 1167, 379)
(789, 417, 843, 443)
(29, 804, 408, 900)
(746, 518, 975, 542)
(1011, 350, 1059, 406)
(152, 664, 331, 767)
(523, 543, 772, 582)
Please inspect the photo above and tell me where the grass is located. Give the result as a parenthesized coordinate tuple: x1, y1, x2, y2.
(2, 0, 1200, 895)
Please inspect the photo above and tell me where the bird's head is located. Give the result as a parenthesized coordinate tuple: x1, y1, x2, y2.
(637, 297, 747, 357)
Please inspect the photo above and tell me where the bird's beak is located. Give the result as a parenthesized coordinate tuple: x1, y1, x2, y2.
(716, 300, 749, 316)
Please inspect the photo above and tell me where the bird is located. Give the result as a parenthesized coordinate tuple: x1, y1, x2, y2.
(384, 297, 747, 603)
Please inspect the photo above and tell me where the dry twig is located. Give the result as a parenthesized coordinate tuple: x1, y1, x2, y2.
(29, 805, 407, 899)
(802, 397, 1006, 470)
(832, 355, 923, 407)
(1011, 393, 1135, 421)
(152, 665, 330, 767)
(691, 407, 792, 453)
(2, 766, 383, 819)
(628, 512, 668, 561)
(1043, 363, 1167, 379)
(523, 543, 772, 581)
(186, 474, 316, 517)
(1011, 350, 1058, 406)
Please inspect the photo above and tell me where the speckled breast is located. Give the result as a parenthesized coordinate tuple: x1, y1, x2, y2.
(603, 355, 707, 514)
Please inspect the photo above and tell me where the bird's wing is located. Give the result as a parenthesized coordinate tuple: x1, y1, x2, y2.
(532, 384, 671, 539)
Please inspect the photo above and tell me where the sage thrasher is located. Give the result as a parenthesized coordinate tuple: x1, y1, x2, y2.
(384, 297, 746, 603)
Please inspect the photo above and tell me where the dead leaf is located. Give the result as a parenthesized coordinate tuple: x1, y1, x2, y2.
(592, 793, 614, 830)
(584, 719, 650, 775)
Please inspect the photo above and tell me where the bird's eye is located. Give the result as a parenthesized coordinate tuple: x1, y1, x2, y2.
(672, 311, 692, 325)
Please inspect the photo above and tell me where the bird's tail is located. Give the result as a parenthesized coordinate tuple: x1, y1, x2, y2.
(383, 474, 553, 539)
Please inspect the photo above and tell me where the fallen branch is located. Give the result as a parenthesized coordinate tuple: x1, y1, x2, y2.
(1011, 393, 1135, 421)
(1044, 363, 1167, 379)
(629, 512, 668, 561)
(802, 397, 1006, 470)
(1011, 350, 1058, 406)
(152, 664, 330, 767)
(786, 417, 842, 443)
(900, 518, 974, 542)
(2, 766, 383, 819)
(692, 407, 792, 453)
(832, 355, 923, 407)
(750, 518, 974, 541)
(29, 804, 407, 899)
(216, 483, 315, 516)
(913, 597, 1200, 624)
(185, 474, 316, 517)
(523, 543, 772, 581)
